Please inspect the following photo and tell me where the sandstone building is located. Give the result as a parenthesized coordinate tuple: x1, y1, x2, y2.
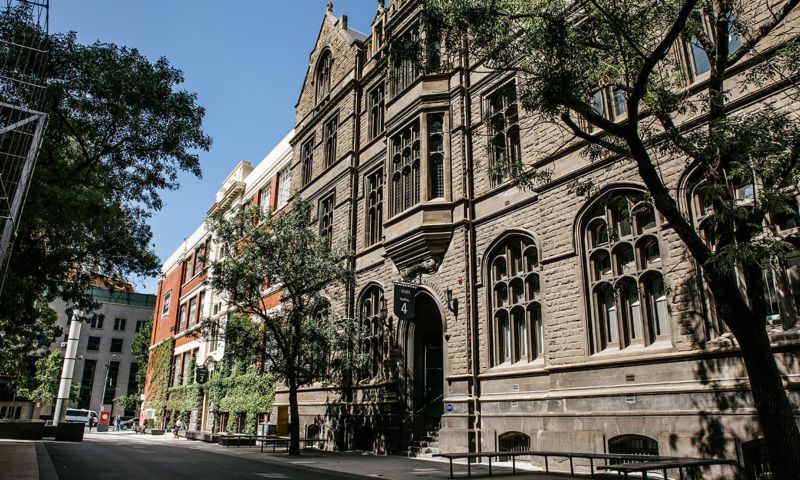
(145, 1, 800, 476)
(278, 0, 800, 474)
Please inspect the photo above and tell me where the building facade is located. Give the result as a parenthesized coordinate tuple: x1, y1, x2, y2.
(276, 0, 800, 472)
(144, 131, 293, 433)
(143, 0, 800, 475)
(0, 285, 156, 420)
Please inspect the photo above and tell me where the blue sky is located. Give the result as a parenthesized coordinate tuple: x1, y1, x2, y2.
(50, 1, 376, 294)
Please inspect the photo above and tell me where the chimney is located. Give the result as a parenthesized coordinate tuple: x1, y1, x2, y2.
(341, 15, 348, 30)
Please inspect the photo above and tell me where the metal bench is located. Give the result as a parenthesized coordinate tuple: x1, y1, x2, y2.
(597, 457, 738, 480)
(435, 450, 733, 479)
(219, 433, 257, 447)
(257, 436, 327, 453)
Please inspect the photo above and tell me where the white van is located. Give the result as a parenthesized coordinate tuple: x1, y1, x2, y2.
(64, 409, 99, 425)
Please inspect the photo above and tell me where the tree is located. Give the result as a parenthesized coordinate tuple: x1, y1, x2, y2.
(113, 317, 154, 414)
(421, 0, 800, 477)
(209, 200, 352, 455)
(17, 350, 78, 407)
(0, 7, 210, 374)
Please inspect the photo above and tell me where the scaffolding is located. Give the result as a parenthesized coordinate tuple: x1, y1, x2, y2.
(0, 0, 49, 293)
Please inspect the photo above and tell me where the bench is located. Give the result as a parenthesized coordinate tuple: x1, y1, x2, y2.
(434, 450, 727, 479)
(258, 436, 327, 453)
(219, 434, 257, 447)
(597, 458, 738, 480)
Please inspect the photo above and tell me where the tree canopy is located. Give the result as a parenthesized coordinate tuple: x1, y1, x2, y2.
(209, 199, 353, 454)
(0, 9, 210, 375)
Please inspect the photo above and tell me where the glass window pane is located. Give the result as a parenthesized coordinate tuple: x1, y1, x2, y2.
(690, 37, 711, 75)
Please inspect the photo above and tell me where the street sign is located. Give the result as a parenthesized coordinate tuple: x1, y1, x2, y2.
(195, 366, 209, 385)
(445, 403, 454, 414)
(99, 411, 111, 425)
(394, 283, 416, 320)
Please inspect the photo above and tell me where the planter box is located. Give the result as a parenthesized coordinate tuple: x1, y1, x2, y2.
(55, 422, 85, 442)
(147, 429, 165, 435)
(219, 436, 255, 447)
(0, 421, 44, 440)
(43, 425, 58, 438)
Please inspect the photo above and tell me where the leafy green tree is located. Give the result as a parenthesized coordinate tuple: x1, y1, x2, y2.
(209, 200, 352, 455)
(112, 317, 154, 415)
(421, 0, 800, 476)
(0, 8, 210, 374)
(17, 350, 78, 406)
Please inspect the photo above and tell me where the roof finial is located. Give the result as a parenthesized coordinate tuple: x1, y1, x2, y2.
(327, 1, 334, 13)
(377, 0, 385, 12)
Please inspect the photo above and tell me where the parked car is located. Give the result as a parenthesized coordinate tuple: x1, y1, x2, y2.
(120, 417, 139, 431)
(64, 409, 99, 425)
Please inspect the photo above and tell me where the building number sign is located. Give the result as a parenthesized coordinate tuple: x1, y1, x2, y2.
(394, 283, 417, 321)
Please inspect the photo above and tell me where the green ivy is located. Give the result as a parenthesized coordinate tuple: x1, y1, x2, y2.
(142, 338, 173, 422)
(167, 383, 201, 413)
(205, 365, 275, 434)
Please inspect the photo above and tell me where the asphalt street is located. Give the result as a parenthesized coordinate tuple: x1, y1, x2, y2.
(44, 434, 368, 480)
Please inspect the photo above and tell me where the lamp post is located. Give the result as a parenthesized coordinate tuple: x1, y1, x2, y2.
(100, 353, 117, 414)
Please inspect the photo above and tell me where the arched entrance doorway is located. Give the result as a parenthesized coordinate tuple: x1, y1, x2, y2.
(408, 291, 444, 437)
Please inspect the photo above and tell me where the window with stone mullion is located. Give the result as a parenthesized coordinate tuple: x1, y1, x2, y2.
(369, 83, 385, 140)
(319, 194, 334, 247)
(487, 83, 521, 186)
(391, 120, 420, 215)
(366, 167, 383, 246)
(490, 237, 543, 365)
(428, 113, 445, 199)
(360, 286, 384, 379)
(302, 137, 314, 186)
(585, 195, 669, 352)
(324, 115, 338, 168)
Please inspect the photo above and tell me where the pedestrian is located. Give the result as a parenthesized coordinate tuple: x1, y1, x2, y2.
(114, 414, 121, 432)
(173, 418, 182, 439)
(88, 415, 95, 431)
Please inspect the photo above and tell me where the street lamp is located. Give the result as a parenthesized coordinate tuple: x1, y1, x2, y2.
(100, 353, 117, 413)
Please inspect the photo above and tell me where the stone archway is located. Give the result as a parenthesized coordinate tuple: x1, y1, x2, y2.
(407, 290, 444, 437)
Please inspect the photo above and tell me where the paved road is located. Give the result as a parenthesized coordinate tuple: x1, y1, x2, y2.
(44, 433, 367, 480)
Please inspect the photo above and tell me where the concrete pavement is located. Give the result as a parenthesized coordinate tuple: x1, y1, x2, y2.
(7, 430, 584, 479)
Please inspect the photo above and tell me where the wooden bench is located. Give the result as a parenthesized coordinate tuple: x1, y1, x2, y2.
(597, 457, 738, 480)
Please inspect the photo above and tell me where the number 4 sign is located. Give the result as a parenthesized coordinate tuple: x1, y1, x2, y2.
(394, 283, 417, 321)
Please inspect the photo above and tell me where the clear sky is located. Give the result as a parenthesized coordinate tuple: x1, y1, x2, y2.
(50, 1, 377, 294)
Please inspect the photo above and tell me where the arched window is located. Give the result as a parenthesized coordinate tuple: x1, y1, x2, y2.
(608, 435, 659, 456)
(488, 235, 543, 365)
(498, 431, 531, 461)
(688, 174, 800, 334)
(359, 285, 385, 379)
(584, 193, 670, 352)
(315, 50, 332, 103)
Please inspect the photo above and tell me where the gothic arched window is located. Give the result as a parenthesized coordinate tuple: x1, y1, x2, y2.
(359, 285, 385, 378)
(315, 49, 332, 103)
(488, 235, 543, 365)
(584, 192, 670, 352)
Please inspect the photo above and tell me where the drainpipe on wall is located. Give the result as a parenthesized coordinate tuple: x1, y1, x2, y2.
(461, 40, 482, 454)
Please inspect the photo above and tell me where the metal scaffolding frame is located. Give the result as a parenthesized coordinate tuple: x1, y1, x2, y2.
(0, 0, 49, 294)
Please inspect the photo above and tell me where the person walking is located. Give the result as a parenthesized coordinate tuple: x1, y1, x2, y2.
(114, 414, 121, 432)
(173, 418, 182, 439)
(88, 414, 96, 431)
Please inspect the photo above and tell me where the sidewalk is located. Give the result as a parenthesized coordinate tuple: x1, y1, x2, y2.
(100, 432, 581, 479)
(0, 440, 38, 480)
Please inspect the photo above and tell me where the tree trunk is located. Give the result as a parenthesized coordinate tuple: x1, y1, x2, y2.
(732, 317, 800, 479)
(288, 380, 300, 456)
